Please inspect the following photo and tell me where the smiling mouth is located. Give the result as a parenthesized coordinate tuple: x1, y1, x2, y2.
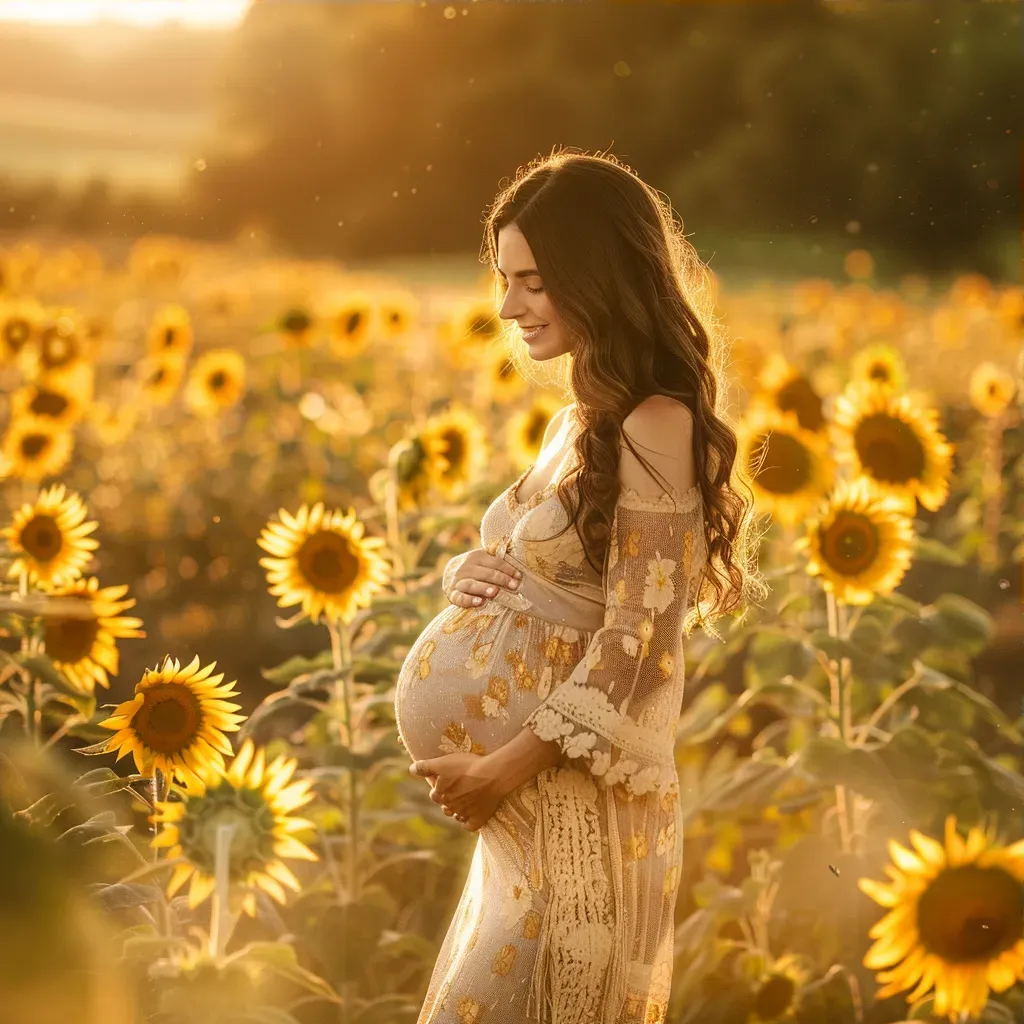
(521, 325, 547, 340)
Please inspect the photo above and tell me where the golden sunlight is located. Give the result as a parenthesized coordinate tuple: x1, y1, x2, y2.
(0, 0, 251, 29)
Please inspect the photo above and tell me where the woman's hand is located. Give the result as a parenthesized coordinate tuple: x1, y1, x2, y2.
(408, 751, 510, 832)
(444, 548, 523, 609)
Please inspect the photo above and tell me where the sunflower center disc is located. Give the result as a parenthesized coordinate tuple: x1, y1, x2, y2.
(45, 611, 100, 663)
(916, 864, 1024, 962)
(30, 391, 69, 418)
(775, 377, 825, 432)
(753, 431, 813, 495)
(139, 685, 202, 753)
(854, 413, 926, 483)
(298, 531, 357, 594)
(22, 515, 63, 561)
(754, 974, 795, 1020)
(821, 511, 879, 576)
(22, 434, 50, 459)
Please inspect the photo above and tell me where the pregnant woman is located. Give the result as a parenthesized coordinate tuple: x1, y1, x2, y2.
(394, 151, 764, 1024)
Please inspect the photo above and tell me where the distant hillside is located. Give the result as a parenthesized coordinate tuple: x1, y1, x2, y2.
(0, 20, 230, 191)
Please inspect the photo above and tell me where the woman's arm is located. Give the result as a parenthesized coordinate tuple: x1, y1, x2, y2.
(481, 725, 566, 799)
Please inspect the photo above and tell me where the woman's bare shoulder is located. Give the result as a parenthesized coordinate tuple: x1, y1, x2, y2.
(623, 396, 694, 453)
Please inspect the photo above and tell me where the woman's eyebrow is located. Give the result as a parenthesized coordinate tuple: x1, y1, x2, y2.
(497, 268, 541, 278)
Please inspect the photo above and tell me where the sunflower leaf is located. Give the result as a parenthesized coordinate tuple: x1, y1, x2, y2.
(13, 792, 72, 827)
(926, 593, 994, 650)
(72, 738, 117, 756)
(89, 881, 164, 911)
(225, 941, 340, 1002)
(261, 651, 335, 688)
(911, 536, 966, 566)
(18, 654, 77, 696)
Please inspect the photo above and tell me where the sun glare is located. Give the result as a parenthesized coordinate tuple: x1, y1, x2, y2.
(0, 0, 252, 29)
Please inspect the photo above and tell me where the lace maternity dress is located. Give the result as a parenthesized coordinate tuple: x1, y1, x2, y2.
(394, 408, 708, 1024)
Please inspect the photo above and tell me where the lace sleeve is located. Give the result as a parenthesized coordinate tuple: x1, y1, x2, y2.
(441, 550, 472, 601)
(522, 400, 706, 798)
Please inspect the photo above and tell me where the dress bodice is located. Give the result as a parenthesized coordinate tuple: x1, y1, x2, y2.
(478, 443, 606, 634)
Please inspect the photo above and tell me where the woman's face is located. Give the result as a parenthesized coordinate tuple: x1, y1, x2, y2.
(496, 224, 573, 360)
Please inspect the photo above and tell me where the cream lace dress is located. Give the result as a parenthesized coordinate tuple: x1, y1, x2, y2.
(394, 412, 708, 1024)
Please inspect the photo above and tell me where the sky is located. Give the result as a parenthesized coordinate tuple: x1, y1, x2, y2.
(0, 0, 252, 29)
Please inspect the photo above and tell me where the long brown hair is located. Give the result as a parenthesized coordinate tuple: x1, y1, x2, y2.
(481, 148, 769, 639)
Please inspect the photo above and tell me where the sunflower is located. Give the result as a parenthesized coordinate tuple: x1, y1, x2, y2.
(0, 416, 74, 481)
(137, 353, 185, 407)
(257, 503, 391, 625)
(506, 395, 565, 468)
(42, 577, 145, 694)
(968, 362, 1016, 419)
(0, 295, 44, 360)
(1, 484, 98, 586)
(326, 292, 373, 357)
(146, 303, 194, 362)
(484, 344, 527, 404)
(737, 409, 835, 527)
(831, 381, 955, 514)
(751, 353, 828, 434)
(274, 305, 317, 348)
(376, 289, 420, 340)
(422, 402, 492, 499)
(88, 400, 139, 445)
(98, 655, 246, 783)
(35, 309, 89, 376)
(184, 349, 246, 418)
(794, 475, 915, 605)
(10, 379, 84, 430)
(375, 429, 454, 512)
(850, 344, 909, 394)
(858, 815, 1024, 1022)
(438, 297, 504, 369)
(748, 955, 810, 1023)
(151, 737, 317, 916)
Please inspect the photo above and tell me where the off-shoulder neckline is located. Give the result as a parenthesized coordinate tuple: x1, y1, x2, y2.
(507, 463, 702, 515)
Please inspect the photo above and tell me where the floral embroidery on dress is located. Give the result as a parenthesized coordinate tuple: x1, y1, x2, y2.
(440, 721, 486, 756)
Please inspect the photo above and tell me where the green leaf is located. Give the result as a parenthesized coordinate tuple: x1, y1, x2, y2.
(75, 767, 150, 798)
(673, 684, 730, 744)
(72, 738, 117, 756)
(799, 737, 903, 800)
(745, 627, 816, 686)
(808, 629, 904, 685)
(925, 594, 994, 651)
(90, 882, 164, 911)
(701, 757, 790, 813)
(914, 662, 1022, 743)
(375, 929, 438, 963)
(347, 995, 422, 1024)
(18, 654, 76, 695)
(912, 536, 966, 566)
(261, 651, 335, 688)
(874, 591, 923, 617)
(225, 941, 340, 1002)
(121, 934, 192, 960)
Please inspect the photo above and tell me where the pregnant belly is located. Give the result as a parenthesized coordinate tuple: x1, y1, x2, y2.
(394, 603, 537, 764)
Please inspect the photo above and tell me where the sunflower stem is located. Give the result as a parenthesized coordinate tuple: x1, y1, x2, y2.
(328, 617, 360, 900)
(24, 675, 38, 745)
(209, 821, 236, 961)
(980, 411, 1004, 571)
(825, 589, 852, 854)
(152, 769, 171, 937)
(383, 456, 407, 594)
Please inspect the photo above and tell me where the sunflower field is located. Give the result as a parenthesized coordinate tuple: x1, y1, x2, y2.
(0, 234, 1022, 1024)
